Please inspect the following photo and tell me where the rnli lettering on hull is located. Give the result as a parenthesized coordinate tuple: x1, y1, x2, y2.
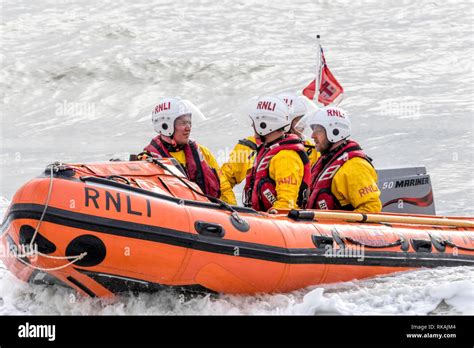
(395, 177, 430, 188)
(84, 187, 152, 217)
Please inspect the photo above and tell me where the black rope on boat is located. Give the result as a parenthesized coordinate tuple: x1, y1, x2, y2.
(150, 158, 250, 228)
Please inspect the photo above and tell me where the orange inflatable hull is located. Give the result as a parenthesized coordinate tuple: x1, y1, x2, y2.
(1, 160, 473, 297)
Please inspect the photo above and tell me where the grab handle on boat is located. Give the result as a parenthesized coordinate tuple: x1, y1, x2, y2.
(311, 235, 334, 249)
(105, 175, 131, 185)
(411, 239, 432, 253)
(195, 221, 225, 238)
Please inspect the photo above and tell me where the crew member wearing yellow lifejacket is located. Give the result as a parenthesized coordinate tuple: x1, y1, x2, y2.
(298, 106, 381, 213)
(243, 96, 311, 213)
(221, 133, 260, 189)
(221, 94, 318, 190)
(141, 97, 236, 205)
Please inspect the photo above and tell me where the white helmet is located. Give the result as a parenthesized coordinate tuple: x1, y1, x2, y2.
(297, 106, 351, 143)
(248, 96, 291, 136)
(152, 97, 206, 137)
(276, 92, 307, 123)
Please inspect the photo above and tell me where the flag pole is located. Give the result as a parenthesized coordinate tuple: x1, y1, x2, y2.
(315, 35, 322, 107)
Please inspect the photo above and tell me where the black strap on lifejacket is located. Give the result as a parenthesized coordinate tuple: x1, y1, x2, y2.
(295, 149, 310, 207)
(150, 139, 169, 158)
(279, 138, 303, 146)
(296, 149, 310, 165)
(239, 138, 259, 160)
(304, 143, 315, 157)
(188, 141, 207, 194)
(238, 138, 258, 151)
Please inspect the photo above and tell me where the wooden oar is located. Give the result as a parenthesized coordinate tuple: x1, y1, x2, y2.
(288, 210, 474, 228)
(314, 211, 474, 228)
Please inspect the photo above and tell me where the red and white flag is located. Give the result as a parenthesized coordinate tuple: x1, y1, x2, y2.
(303, 45, 343, 106)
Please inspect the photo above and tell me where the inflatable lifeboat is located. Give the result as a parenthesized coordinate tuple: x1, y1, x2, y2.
(1, 159, 473, 297)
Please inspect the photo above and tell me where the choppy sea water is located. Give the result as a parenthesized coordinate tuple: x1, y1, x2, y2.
(0, 0, 473, 314)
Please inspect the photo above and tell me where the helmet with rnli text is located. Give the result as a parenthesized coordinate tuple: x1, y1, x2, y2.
(276, 92, 307, 123)
(298, 106, 351, 143)
(152, 97, 207, 137)
(152, 97, 192, 137)
(248, 96, 291, 136)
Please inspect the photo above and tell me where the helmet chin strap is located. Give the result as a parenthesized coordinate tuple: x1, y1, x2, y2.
(160, 134, 184, 151)
(320, 146, 330, 156)
(323, 140, 347, 156)
(170, 135, 178, 148)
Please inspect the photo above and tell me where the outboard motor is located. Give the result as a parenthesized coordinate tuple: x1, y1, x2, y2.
(377, 166, 436, 215)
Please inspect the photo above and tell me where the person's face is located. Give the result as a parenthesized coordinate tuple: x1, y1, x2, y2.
(311, 125, 330, 153)
(173, 114, 192, 145)
(290, 116, 304, 138)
